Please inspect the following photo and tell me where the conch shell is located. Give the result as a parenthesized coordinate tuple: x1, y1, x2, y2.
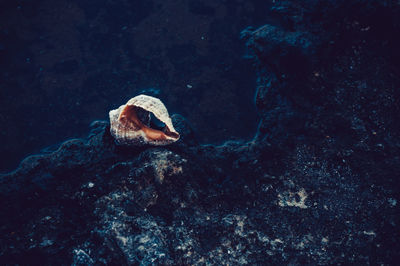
(109, 95, 180, 145)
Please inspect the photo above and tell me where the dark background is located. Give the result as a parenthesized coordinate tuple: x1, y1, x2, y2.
(0, 0, 274, 173)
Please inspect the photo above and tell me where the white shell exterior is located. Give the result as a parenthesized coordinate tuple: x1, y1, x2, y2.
(109, 95, 180, 146)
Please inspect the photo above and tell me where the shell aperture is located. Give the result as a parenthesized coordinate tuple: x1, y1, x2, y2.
(109, 95, 180, 146)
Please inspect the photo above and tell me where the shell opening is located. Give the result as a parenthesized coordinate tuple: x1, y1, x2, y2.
(110, 94, 180, 146)
(150, 112, 166, 130)
(119, 106, 179, 141)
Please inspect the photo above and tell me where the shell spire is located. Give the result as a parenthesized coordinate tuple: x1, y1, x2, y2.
(109, 95, 180, 146)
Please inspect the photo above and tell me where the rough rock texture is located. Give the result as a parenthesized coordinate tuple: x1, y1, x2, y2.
(1, 1, 400, 265)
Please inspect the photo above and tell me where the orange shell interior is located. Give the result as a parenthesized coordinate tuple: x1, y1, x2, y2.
(118, 105, 178, 141)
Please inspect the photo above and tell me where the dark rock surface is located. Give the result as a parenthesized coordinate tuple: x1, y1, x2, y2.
(1, 0, 400, 265)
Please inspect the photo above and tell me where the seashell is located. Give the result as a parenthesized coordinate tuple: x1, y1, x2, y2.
(109, 95, 180, 146)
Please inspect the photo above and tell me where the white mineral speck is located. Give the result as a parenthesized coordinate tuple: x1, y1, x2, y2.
(388, 198, 397, 207)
